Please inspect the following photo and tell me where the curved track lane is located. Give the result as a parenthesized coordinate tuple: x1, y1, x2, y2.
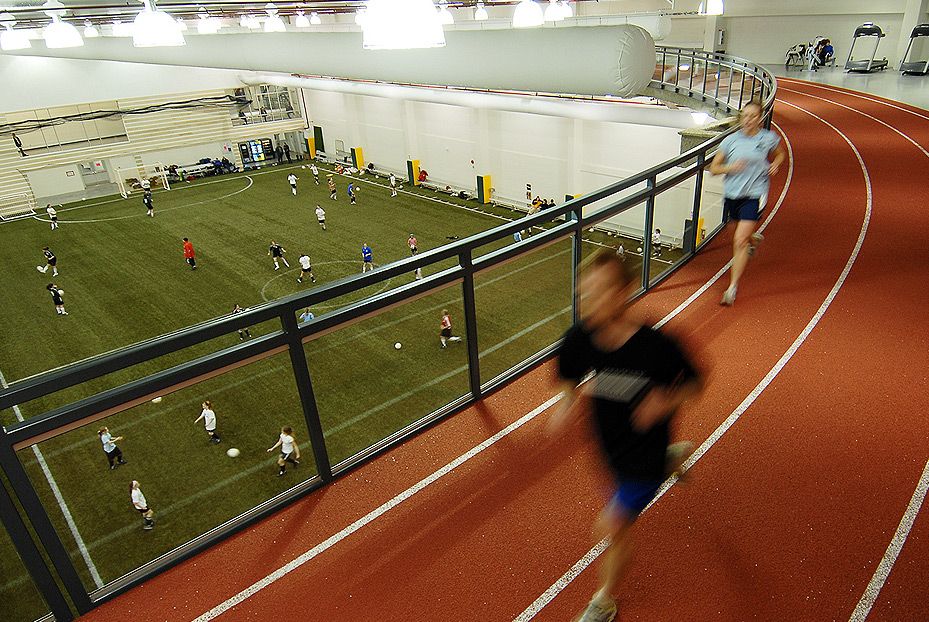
(76, 81, 929, 622)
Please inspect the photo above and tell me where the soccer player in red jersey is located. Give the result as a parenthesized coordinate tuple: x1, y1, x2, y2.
(182, 238, 197, 270)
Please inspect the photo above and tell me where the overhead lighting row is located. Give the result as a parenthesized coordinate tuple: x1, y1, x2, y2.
(0, 0, 580, 52)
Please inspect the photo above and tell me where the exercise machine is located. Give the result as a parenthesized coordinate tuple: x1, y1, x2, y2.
(845, 23, 889, 73)
(900, 23, 929, 75)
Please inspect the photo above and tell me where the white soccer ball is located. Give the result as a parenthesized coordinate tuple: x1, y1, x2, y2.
(36, 266, 43, 272)
(394, 342, 402, 350)
(637, 247, 643, 253)
(301, 165, 306, 169)
(151, 396, 163, 403)
(226, 448, 240, 458)
(56, 289, 64, 295)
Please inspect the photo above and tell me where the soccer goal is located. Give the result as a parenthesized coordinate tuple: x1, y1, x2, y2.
(115, 162, 171, 198)
(0, 192, 37, 221)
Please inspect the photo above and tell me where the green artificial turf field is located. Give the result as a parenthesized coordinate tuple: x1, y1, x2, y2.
(0, 162, 679, 620)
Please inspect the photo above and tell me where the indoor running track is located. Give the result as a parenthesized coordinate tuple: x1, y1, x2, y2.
(78, 80, 929, 622)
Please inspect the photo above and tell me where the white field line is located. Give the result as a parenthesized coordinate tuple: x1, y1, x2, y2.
(0, 368, 104, 589)
(191, 393, 564, 622)
(848, 459, 929, 622)
(513, 99, 873, 622)
(26, 248, 573, 462)
(778, 78, 929, 122)
(30, 306, 572, 569)
(654, 121, 794, 330)
(31, 176, 254, 225)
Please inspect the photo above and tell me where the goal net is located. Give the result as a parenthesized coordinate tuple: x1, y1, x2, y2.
(0, 192, 36, 221)
(115, 162, 171, 198)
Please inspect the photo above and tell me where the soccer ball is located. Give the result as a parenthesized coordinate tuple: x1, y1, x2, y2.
(394, 342, 402, 350)
(151, 396, 163, 403)
(36, 266, 44, 272)
(226, 448, 240, 458)
(301, 165, 306, 169)
(56, 289, 64, 295)
(637, 247, 643, 253)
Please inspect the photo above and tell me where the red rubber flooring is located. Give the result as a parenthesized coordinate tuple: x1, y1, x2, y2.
(78, 79, 929, 622)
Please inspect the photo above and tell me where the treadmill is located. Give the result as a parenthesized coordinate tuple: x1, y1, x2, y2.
(900, 23, 929, 75)
(845, 23, 889, 73)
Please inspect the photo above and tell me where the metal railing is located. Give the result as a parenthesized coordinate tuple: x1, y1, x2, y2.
(0, 47, 776, 622)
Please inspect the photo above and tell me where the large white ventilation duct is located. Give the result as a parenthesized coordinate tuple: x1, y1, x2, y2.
(7, 25, 660, 99)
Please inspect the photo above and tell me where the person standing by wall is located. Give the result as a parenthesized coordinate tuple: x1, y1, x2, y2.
(283, 143, 292, 163)
(708, 101, 785, 306)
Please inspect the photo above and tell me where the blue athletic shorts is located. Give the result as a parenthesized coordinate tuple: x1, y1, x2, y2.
(611, 479, 663, 518)
(725, 197, 761, 222)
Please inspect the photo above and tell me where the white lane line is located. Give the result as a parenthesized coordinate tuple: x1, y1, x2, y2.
(653, 121, 795, 329)
(778, 78, 929, 121)
(192, 393, 564, 622)
(780, 87, 929, 157)
(0, 368, 104, 589)
(514, 99, 873, 622)
(849, 459, 929, 622)
(31, 176, 254, 225)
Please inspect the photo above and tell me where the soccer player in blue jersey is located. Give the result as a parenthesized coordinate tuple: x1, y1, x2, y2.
(361, 242, 373, 273)
(347, 182, 357, 205)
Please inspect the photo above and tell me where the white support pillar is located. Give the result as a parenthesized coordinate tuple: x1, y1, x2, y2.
(703, 14, 719, 53)
(896, 0, 929, 65)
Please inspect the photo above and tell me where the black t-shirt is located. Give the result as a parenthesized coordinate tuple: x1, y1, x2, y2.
(269, 244, 283, 257)
(558, 323, 699, 481)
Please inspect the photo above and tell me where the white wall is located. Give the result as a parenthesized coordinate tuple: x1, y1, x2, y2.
(26, 164, 85, 200)
(0, 56, 246, 114)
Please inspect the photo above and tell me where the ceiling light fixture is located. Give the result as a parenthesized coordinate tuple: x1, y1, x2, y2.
(83, 19, 99, 37)
(559, 0, 572, 18)
(512, 0, 544, 28)
(543, 0, 563, 22)
(1, 14, 32, 51)
(354, 9, 367, 26)
(474, 2, 488, 20)
(111, 19, 133, 36)
(295, 11, 310, 27)
(310, 11, 321, 25)
(263, 3, 286, 32)
(197, 8, 220, 33)
(133, 0, 185, 46)
(362, 0, 445, 50)
(42, 1, 83, 48)
(437, 1, 454, 25)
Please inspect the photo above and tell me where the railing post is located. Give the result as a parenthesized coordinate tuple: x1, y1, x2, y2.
(459, 252, 482, 399)
(674, 51, 681, 87)
(641, 176, 657, 291)
(688, 53, 696, 92)
(0, 442, 93, 614)
(703, 57, 710, 100)
(689, 153, 706, 254)
(737, 71, 746, 109)
(0, 465, 74, 621)
(281, 313, 332, 481)
(570, 208, 583, 326)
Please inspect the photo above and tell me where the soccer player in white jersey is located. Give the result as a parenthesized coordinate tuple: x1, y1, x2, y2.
(267, 425, 301, 476)
(268, 241, 289, 270)
(194, 400, 221, 444)
(315, 205, 326, 230)
(439, 310, 462, 348)
(37, 246, 58, 276)
(651, 229, 662, 258)
(130, 481, 155, 530)
(98, 426, 126, 469)
(310, 163, 320, 185)
(287, 173, 298, 196)
(297, 253, 316, 283)
(46, 204, 59, 230)
(389, 173, 398, 197)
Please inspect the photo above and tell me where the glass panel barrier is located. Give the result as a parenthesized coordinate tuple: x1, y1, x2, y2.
(15, 350, 312, 589)
(649, 170, 699, 282)
(697, 163, 726, 245)
(305, 287, 470, 467)
(585, 199, 649, 291)
(475, 237, 574, 384)
(0, 501, 52, 622)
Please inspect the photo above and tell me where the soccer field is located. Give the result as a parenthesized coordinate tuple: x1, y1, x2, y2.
(0, 161, 602, 616)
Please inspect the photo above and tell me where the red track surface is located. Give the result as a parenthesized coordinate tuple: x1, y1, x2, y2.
(78, 80, 929, 622)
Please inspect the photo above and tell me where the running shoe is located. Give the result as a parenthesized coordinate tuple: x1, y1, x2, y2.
(720, 288, 736, 306)
(574, 597, 617, 622)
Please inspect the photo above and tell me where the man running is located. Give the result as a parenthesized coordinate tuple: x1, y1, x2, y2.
(37, 246, 58, 276)
(552, 250, 703, 622)
(297, 253, 316, 284)
(182, 238, 197, 270)
(268, 240, 290, 270)
(709, 101, 785, 306)
(315, 205, 327, 230)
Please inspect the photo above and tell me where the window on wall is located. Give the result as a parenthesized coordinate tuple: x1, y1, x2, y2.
(5, 101, 129, 154)
(232, 85, 300, 125)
